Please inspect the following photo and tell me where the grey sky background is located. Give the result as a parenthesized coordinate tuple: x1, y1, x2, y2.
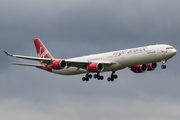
(1, 0, 180, 120)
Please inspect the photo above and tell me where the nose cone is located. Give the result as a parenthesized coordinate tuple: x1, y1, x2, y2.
(172, 49, 177, 56)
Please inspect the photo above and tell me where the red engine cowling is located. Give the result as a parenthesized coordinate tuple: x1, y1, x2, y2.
(131, 64, 147, 73)
(88, 63, 104, 72)
(147, 63, 157, 71)
(51, 60, 66, 69)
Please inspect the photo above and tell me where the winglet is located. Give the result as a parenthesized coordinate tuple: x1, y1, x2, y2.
(3, 50, 12, 56)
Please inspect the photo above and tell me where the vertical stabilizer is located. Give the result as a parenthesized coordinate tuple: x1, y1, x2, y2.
(33, 38, 53, 58)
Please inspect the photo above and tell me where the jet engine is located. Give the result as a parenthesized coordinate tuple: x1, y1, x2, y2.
(131, 64, 147, 73)
(88, 63, 104, 72)
(147, 63, 157, 71)
(51, 60, 66, 69)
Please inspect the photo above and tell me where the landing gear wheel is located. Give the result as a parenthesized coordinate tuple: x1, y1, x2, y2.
(107, 77, 111, 82)
(161, 65, 167, 69)
(82, 77, 86, 81)
(164, 65, 167, 69)
(114, 74, 118, 79)
(100, 76, 104, 80)
(94, 74, 97, 79)
(107, 77, 114, 82)
(89, 74, 92, 78)
(97, 76, 101, 80)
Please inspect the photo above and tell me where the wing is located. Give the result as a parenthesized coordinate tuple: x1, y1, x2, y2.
(4, 50, 55, 63)
(4, 51, 116, 70)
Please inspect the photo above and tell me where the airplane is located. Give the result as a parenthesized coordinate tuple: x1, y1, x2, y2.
(4, 38, 177, 82)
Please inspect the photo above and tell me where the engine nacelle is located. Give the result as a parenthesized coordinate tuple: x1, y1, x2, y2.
(147, 63, 157, 71)
(87, 63, 104, 72)
(131, 64, 147, 73)
(51, 60, 66, 69)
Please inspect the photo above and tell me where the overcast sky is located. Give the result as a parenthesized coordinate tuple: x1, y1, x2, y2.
(1, 0, 180, 120)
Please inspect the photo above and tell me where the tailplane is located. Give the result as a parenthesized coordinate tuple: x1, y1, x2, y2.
(33, 38, 53, 58)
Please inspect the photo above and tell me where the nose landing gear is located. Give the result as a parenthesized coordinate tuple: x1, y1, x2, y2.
(161, 65, 167, 69)
(161, 60, 167, 69)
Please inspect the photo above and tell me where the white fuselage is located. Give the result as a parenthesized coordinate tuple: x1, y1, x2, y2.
(52, 44, 177, 75)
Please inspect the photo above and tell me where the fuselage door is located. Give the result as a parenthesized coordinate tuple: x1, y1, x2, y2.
(157, 46, 163, 60)
(157, 46, 162, 54)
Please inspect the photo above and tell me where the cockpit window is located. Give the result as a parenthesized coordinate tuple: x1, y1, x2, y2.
(166, 47, 174, 49)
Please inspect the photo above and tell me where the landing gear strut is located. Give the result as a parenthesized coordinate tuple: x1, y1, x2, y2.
(82, 73, 92, 81)
(94, 72, 104, 80)
(161, 60, 167, 69)
(107, 71, 118, 82)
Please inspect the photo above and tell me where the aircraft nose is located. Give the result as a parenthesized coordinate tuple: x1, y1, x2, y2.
(172, 48, 177, 55)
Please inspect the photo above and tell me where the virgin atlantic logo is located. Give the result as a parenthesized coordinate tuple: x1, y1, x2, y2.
(161, 50, 167, 54)
(37, 47, 49, 58)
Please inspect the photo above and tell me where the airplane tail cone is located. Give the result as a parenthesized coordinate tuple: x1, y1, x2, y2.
(33, 38, 53, 58)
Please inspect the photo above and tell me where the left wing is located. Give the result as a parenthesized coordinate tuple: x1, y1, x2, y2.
(4, 51, 55, 63)
(4, 51, 116, 70)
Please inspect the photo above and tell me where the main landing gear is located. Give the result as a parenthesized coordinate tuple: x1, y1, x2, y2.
(107, 71, 118, 82)
(161, 60, 167, 69)
(82, 72, 104, 81)
(82, 73, 92, 81)
(94, 72, 104, 80)
(82, 71, 118, 82)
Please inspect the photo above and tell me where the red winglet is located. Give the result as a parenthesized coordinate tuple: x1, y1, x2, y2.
(4, 50, 11, 56)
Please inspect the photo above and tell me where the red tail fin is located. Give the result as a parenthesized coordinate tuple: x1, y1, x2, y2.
(33, 38, 53, 58)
